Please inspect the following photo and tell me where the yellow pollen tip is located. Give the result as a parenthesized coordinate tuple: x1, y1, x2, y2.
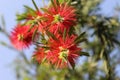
(53, 14, 64, 23)
(58, 47, 69, 62)
(17, 34, 24, 41)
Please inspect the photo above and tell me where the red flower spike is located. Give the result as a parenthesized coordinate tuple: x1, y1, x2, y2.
(47, 50, 67, 68)
(46, 34, 81, 68)
(37, 18, 51, 33)
(33, 48, 45, 63)
(43, 2, 76, 34)
(10, 24, 35, 50)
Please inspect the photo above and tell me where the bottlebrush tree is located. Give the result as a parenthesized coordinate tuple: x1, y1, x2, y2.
(0, 0, 120, 80)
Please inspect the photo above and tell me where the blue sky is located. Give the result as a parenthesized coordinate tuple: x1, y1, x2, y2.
(0, 0, 120, 80)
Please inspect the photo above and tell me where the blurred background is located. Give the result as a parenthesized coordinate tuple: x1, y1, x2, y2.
(0, 0, 120, 80)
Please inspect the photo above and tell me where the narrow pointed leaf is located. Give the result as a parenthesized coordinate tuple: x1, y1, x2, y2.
(1, 16, 6, 29)
(80, 52, 89, 56)
(51, 0, 57, 11)
(75, 38, 87, 44)
(59, 0, 64, 3)
(16, 13, 28, 21)
(46, 30, 58, 41)
(32, 0, 39, 11)
(56, 0, 60, 6)
(66, 0, 72, 5)
(24, 5, 35, 12)
(40, 8, 53, 15)
(112, 38, 120, 45)
(63, 28, 67, 41)
(32, 28, 38, 41)
(28, 21, 38, 32)
(0, 41, 7, 46)
(75, 32, 86, 42)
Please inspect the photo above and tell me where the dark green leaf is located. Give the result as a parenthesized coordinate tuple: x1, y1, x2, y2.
(46, 30, 58, 41)
(56, 0, 60, 6)
(63, 28, 67, 41)
(112, 38, 120, 46)
(24, 5, 35, 12)
(1, 16, 6, 28)
(77, 38, 87, 43)
(40, 8, 53, 15)
(32, 28, 38, 41)
(80, 52, 89, 56)
(16, 13, 28, 21)
(68, 26, 75, 35)
(74, 32, 86, 42)
(32, 0, 39, 11)
(51, 0, 57, 10)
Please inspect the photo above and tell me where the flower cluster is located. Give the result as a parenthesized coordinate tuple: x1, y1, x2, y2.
(10, 0, 84, 68)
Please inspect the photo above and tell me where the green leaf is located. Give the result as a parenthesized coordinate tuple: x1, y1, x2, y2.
(1, 15, 6, 29)
(59, 0, 71, 4)
(32, 28, 38, 41)
(24, 5, 36, 16)
(32, 0, 39, 11)
(24, 5, 35, 12)
(80, 52, 89, 56)
(27, 20, 38, 32)
(16, 7, 36, 21)
(66, 0, 72, 5)
(0, 41, 7, 46)
(56, 0, 60, 6)
(46, 30, 58, 41)
(77, 38, 87, 44)
(112, 38, 120, 46)
(16, 13, 28, 21)
(75, 32, 85, 42)
(63, 28, 67, 41)
(41, 34, 48, 44)
(68, 26, 75, 35)
(40, 8, 53, 15)
(51, 0, 57, 10)
(74, 32, 87, 44)
(104, 60, 109, 75)
(59, 0, 64, 3)
(100, 47, 105, 59)
(23, 76, 31, 80)
(17, 6, 36, 21)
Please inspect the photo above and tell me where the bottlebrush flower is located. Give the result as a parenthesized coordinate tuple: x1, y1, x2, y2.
(10, 24, 36, 50)
(42, 2, 76, 34)
(46, 34, 81, 68)
(33, 48, 45, 63)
